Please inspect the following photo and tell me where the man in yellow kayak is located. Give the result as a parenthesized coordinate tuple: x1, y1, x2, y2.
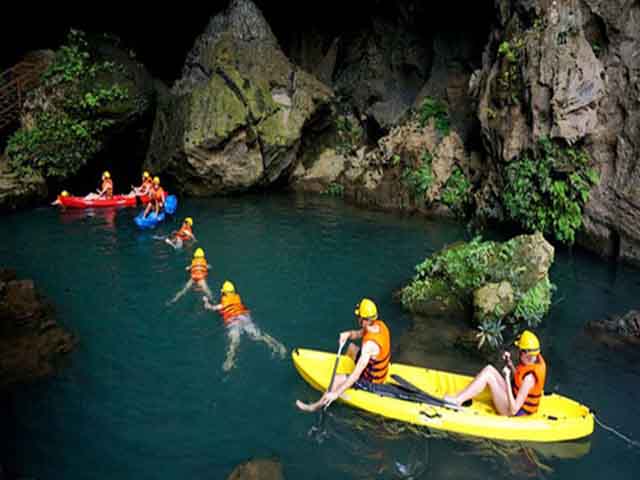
(444, 330, 546, 416)
(296, 298, 391, 412)
(203, 281, 286, 371)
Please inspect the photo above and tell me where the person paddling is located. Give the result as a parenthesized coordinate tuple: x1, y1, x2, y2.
(168, 247, 213, 304)
(84, 171, 113, 200)
(444, 330, 546, 416)
(130, 171, 153, 196)
(203, 281, 286, 371)
(296, 298, 391, 412)
(165, 217, 197, 249)
(142, 176, 165, 218)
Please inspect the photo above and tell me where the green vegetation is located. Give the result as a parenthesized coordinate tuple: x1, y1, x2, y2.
(6, 30, 129, 179)
(417, 97, 450, 136)
(335, 115, 363, 156)
(497, 37, 525, 104)
(476, 316, 506, 350)
(323, 182, 344, 197)
(501, 137, 600, 244)
(401, 234, 554, 351)
(441, 167, 472, 216)
(402, 151, 433, 198)
(512, 276, 553, 328)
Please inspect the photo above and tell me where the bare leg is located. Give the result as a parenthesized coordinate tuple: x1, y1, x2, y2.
(142, 203, 152, 218)
(296, 374, 349, 412)
(223, 325, 241, 371)
(445, 365, 510, 415)
(346, 344, 360, 362)
(165, 237, 182, 249)
(242, 318, 286, 357)
(167, 279, 193, 305)
(197, 280, 214, 301)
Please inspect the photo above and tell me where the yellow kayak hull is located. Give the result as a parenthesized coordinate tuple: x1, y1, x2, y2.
(293, 348, 594, 442)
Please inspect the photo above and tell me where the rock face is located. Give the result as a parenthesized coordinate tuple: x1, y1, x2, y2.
(0, 154, 47, 212)
(227, 458, 284, 480)
(9, 37, 156, 182)
(586, 310, 640, 348)
(400, 233, 554, 349)
(145, 0, 332, 195)
(473, 0, 640, 264)
(0, 269, 75, 389)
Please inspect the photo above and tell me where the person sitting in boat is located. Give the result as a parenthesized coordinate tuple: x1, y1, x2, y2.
(165, 217, 197, 249)
(203, 281, 286, 372)
(168, 247, 213, 304)
(444, 330, 546, 416)
(296, 298, 391, 412)
(51, 190, 70, 206)
(129, 171, 153, 196)
(85, 171, 113, 200)
(142, 176, 165, 218)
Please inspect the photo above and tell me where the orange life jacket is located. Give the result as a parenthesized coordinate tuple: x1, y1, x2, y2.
(512, 354, 546, 414)
(139, 178, 153, 193)
(361, 320, 391, 384)
(151, 186, 165, 205)
(219, 293, 249, 325)
(102, 178, 113, 198)
(176, 224, 193, 241)
(190, 257, 208, 281)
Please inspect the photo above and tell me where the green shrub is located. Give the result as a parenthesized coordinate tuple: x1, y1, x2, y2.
(402, 151, 433, 198)
(6, 29, 129, 179)
(513, 276, 554, 328)
(417, 97, 450, 136)
(323, 182, 344, 197)
(335, 115, 363, 156)
(441, 167, 472, 216)
(501, 137, 599, 244)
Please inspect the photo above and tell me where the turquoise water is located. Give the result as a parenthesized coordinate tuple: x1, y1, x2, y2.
(1, 193, 640, 479)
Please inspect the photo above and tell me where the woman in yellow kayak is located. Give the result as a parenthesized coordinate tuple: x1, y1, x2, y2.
(296, 298, 391, 412)
(84, 171, 114, 200)
(444, 330, 546, 416)
(168, 248, 213, 304)
(203, 281, 286, 372)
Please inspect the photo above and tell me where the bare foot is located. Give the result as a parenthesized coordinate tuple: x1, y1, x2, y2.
(223, 359, 234, 372)
(295, 400, 317, 412)
(443, 395, 459, 406)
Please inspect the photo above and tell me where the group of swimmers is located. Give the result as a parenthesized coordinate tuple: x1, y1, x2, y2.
(167, 245, 286, 371)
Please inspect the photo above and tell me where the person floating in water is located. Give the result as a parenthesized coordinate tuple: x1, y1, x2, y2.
(168, 248, 213, 304)
(444, 330, 546, 416)
(142, 176, 164, 218)
(129, 170, 153, 197)
(84, 171, 113, 200)
(203, 280, 286, 372)
(164, 217, 197, 249)
(296, 298, 390, 412)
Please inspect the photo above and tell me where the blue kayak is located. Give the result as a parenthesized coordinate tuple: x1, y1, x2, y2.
(134, 211, 165, 229)
(134, 195, 178, 229)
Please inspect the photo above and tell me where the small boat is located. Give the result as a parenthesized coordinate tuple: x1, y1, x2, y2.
(133, 195, 178, 229)
(56, 194, 150, 209)
(293, 348, 594, 442)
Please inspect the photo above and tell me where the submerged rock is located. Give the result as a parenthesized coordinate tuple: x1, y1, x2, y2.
(0, 268, 75, 389)
(227, 458, 284, 480)
(586, 310, 640, 348)
(146, 0, 332, 195)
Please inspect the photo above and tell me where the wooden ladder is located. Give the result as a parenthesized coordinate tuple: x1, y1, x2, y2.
(0, 53, 50, 134)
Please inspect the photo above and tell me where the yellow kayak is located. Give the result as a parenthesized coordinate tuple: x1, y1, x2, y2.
(293, 348, 594, 442)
